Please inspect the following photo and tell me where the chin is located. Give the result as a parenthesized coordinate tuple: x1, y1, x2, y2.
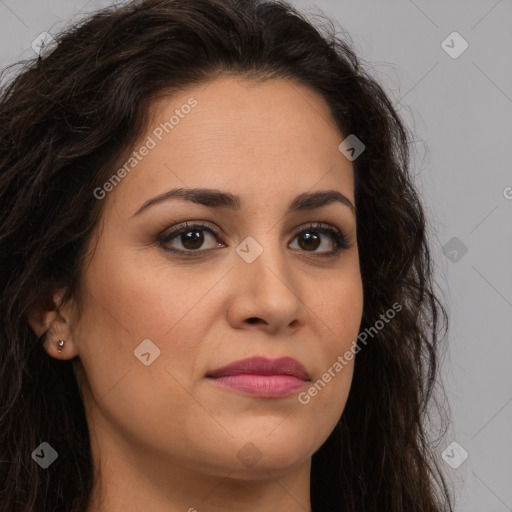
(225, 449, 313, 481)
(218, 427, 319, 478)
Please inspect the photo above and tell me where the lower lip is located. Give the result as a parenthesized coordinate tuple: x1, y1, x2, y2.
(208, 374, 307, 397)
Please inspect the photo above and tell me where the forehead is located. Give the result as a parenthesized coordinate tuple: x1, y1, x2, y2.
(103, 76, 354, 216)
(147, 74, 344, 153)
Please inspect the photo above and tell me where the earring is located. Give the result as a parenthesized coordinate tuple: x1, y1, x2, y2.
(57, 339, 65, 353)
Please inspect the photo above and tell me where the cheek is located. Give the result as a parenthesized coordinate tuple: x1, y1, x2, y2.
(81, 242, 224, 341)
(74, 242, 237, 411)
(314, 270, 364, 349)
(301, 271, 362, 408)
(73, 264, 214, 453)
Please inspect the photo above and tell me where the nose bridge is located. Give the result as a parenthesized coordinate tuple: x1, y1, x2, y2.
(225, 218, 309, 333)
(234, 231, 299, 303)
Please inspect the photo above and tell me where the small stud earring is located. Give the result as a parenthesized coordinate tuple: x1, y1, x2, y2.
(57, 339, 65, 353)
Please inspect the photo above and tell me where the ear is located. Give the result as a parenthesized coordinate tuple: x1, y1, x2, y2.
(26, 290, 79, 360)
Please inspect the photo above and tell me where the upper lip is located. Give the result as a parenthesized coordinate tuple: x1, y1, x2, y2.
(207, 356, 310, 381)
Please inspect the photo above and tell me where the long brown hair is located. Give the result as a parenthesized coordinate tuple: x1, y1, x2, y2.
(0, 0, 453, 510)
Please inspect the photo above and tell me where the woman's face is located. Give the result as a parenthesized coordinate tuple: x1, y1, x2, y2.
(64, 76, 363, 480)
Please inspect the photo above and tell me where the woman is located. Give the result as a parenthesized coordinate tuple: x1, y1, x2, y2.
(0, 0, 453, 510)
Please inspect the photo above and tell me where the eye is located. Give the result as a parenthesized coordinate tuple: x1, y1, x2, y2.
(157, 222, 225, 254)
(289, 222, 349, 258)
(157, 220, 350, 258)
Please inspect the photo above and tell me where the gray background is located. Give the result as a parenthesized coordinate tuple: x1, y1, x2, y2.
(1, 0, 510, 510)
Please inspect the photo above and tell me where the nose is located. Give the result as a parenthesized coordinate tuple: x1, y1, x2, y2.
(226, 238, 308, 335)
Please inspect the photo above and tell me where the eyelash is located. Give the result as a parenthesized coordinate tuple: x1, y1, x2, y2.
(157, 221, 350, 259)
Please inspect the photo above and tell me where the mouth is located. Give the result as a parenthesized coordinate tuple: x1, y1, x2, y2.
(206, 356, 310, 398)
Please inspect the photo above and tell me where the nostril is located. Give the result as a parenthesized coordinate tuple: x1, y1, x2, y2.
(247, 317, 260, 324)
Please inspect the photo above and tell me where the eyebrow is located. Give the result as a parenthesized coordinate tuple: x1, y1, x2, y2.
(132, 187, 355, 217)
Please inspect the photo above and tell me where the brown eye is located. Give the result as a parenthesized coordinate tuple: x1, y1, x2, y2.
(178, 229, 205, 250)
(157, 221, 349, 259)
(158, 222, 225, 254)
(290, 222, 349, 258)
(297, 231, 321, 251)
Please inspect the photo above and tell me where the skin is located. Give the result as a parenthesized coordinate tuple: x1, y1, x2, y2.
(28, 75, 364, 512)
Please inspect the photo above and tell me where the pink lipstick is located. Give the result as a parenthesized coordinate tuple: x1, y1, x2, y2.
(207, 356, 310, 398)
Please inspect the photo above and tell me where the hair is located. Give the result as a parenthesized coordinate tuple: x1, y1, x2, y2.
(0, 0, 453, 510)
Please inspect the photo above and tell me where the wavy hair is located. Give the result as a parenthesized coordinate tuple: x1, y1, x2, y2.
(0, 0, 452, 510)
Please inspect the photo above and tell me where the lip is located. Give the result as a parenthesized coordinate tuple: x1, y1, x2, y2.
(207, 356, 310, 398)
